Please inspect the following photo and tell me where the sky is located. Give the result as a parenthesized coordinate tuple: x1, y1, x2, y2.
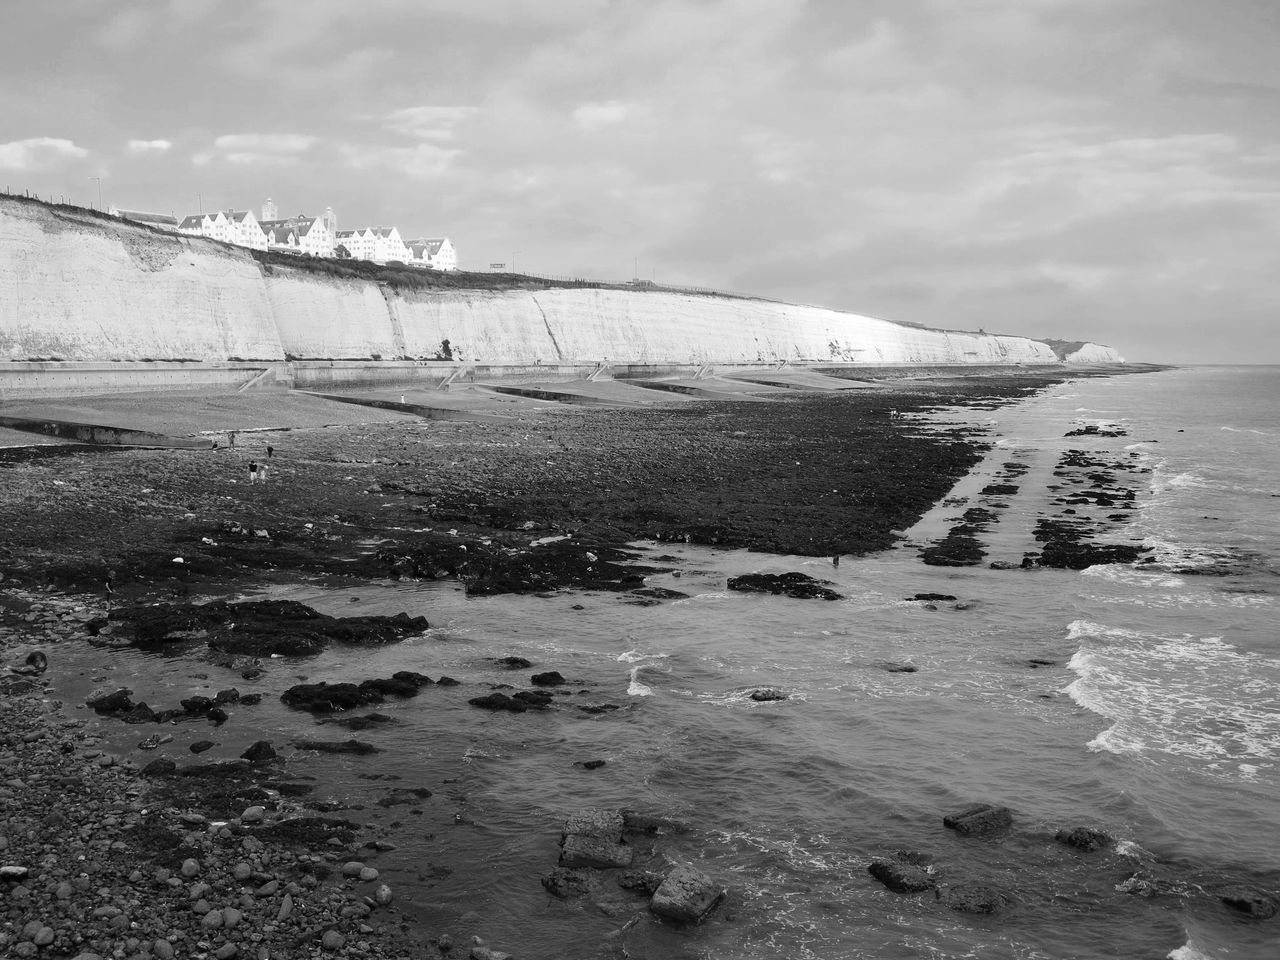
(2, 0, 1278, 363)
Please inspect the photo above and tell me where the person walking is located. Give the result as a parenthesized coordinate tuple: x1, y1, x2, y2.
(248, 461, 259, 484)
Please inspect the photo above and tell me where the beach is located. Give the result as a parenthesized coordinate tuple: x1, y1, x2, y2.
(5, 366, 1277, 960)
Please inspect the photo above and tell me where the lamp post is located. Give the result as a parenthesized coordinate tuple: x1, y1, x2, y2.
(88, 177, 102, 209)
(197, 193, 202, 214)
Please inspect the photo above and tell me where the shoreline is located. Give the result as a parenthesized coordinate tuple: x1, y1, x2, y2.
(0, 369, 1159, 958)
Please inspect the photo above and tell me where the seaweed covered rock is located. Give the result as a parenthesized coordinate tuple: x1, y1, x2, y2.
(727, 572, 842, 600)
(104, 599, 428, 656)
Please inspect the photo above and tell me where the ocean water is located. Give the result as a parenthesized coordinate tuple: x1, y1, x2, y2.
(63, 366, 1280, 959)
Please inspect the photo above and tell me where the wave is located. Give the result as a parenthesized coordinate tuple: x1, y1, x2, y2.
(1220, 425, 1272, 436)
(1168, 938, 1217, 960)
(1065, 622, 1280, 776)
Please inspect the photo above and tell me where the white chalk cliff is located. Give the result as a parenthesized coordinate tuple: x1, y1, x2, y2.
(0, 199, 1123, 366)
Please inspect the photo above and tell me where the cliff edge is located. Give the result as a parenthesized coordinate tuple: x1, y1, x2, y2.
(0, 197, 1123, 366)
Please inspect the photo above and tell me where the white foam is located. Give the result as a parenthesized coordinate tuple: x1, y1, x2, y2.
(1221, 425, 1272, 436)
(617, 649, 669, 664)
(1065, 623, 1280, 774)
(1080, 565, 1185, 589)
(627, 667, 653, 697)
(1168, 938, 1216, 960)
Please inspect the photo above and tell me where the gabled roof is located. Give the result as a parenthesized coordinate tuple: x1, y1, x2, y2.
(372, 226, 400, 238)
(177, 214, 206, 229)
(406, 237, 447, 256)
(226, 210, 256, 223)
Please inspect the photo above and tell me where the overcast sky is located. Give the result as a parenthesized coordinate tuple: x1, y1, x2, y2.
(3, 0, 1278, 363)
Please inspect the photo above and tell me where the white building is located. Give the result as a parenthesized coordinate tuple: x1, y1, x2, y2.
(176, 210, 267, 250)
(335, 227, 376, 261)
(371, 226, 408, 264)
(259, 215, 334, 257)
(176, 210, 234, 244)
(405, 237, 458, 271)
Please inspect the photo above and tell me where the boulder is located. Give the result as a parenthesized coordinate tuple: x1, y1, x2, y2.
(727, 572, 842, 601)
(531, 671, 566, 686)
(1218, 885, 1278, 920)
(241, 740, 277, 764)
(542, 867, 593, 899)
(943, 804, 1013, 835)
(748, 688, 787, 701)
(1054, 827, 1112, 852)
(140, 758, 177, 777)
(649, 864, 725, 922)
(559, 810, 632, 869)
(867, 858, 935, 893)
(468, 693, 526, 713)
(943, 883, 1011, 914)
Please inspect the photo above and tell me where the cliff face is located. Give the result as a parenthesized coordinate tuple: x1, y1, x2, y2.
(0, 199, 1124, 366)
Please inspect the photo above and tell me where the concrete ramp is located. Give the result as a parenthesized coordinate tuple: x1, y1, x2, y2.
(718, 368, 875, 391)
(0, 414, 212, 449)
(629, 378, 776, 401)
(478, 379, 701, 407)
(304, 391, 517, 423)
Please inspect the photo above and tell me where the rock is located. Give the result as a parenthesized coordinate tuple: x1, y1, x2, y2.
(241, 740, 276, 764)
(359, 866, 379, 882)
(321, 929, 345, 951)
(181, 858, 201, 877)
(215, 944, 238, 959)
(493, 656, 533, 669)
(909, 593, 956, 602)
(943, 804, 1013, 835)
(727, 572, 842, 600)
(944, 882, 1011, 914)
(531, 671, 566, 686)
(618, 871, 664, 895)
(277, 893, 294, 921)
(542, 867, 592, 898)
(292, 738, 382, 754)
(748, 688, 787, 701)
(241, 804, 266, 823)
(152, 939, 174, 959)
(1218, 885, 1278, 919)
(560, 809, 633, 869)
(867, 858, 935, 893)
(140, 758, 177, 777)
(374, 883, 393, 905)
(884, 663, 918, 673)
(1054, 827, 1113, 852)
(207, 706, 229, 725)
(233, 861, 253, 881)
(86, 688, 134, 714)
(468, 693, 526, 713)
(650, 863, 725, 922)
(574, 759, 606, 770)
(342, 861, 366, 877)
(190, 740, 216, 754)
(0, 865, 30, 882)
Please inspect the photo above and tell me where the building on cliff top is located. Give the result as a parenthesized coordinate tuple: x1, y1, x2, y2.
(405, 237, 457, 271)
(109, 206, 179, 230)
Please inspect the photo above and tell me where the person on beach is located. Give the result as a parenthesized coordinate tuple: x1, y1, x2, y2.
(266, 445, 274, 458)
(104, 575, 114, 611)
(258, 461, 270, 483)
(248, 461, 258, 484)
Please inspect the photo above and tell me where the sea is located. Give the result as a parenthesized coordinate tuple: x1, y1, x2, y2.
(62, 365, 1280, 959)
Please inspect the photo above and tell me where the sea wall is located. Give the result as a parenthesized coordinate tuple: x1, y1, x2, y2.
(0, 198, 1125, 369)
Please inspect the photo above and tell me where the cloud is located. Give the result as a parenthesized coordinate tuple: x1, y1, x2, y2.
(341, 142, 460, 180)
(384, 106, 478, 140)
(0, 137, 88, 170)
(204, 133, 317, 166)
(126, 139, 173, 154)
(573, 100, 631, 129)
